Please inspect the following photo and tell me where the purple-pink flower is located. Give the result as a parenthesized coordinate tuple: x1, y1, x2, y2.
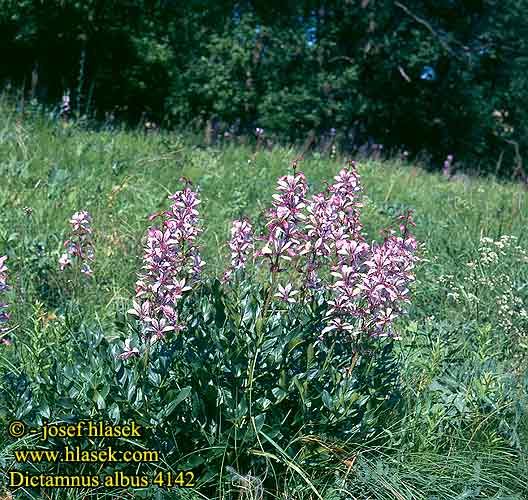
(296, 162, 366, 289)
(135, 161, 420, 358)
(60, 91, 71, 117)
(255, 171, 308, 272)
(274, 283, 300, 303)
(443, 154, 454, 178)
(327, 163, 364, 245)
(59, 253, 71, 271)
(0, 256, 8, 289)
(325, 210, 418, 339)
(146, 318, 176, 343)
(321, 317, 355, 336)
(69, 211, 93, 233)
(59, 211, 95, 276)
(117, 338, 140, 360)
(222, 219, 254, 283)
(127, 300, 152, 323)
(127, 185, 204, 347)
(239, 160, 418, 340)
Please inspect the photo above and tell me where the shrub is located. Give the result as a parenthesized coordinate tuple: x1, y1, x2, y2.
(118, 160, 419, 481)
(0, 160, 419, 493)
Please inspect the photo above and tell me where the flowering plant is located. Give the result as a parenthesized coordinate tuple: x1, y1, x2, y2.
(123, 161, 419, 477)
(443, 154, 454, 178)
(59, 211, 95, 278)
(125, 184, 205, 352)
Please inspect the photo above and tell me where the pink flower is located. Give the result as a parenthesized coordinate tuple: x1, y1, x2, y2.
(292, 162, 366, 290)
(226, 219, 254, 274)
(321, 318, 355, 336)
(159, 304, 177, 323)
(117, 338, 140, 360)
(59, 211, 95, 277)
(59, 253, 71, 270)
(443, 154, 454, 178)
(69, 211, 92, 234)
(336, 240, 369, 259)
(331, 166, 361, 195)
(375, 307, 398, 330)
(170, 278, 192, 301)
(129, 184, 205, 346)
(323, 207, 418, 339)
(147, 211, 163, 221)
(240, 161, 418, 341)
(147, 318, 176, 342)
(256, 171, 308, 272)
(127, 300, 152, 323)
(188, 250, 206, 281)
(274, 283, 300, 303)
(327, 163, 364, 243)
(135, 280, 148, 297)
(0, 256, 7, 274)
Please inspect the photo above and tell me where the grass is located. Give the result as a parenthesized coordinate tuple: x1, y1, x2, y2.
(0, 104, 527, 499)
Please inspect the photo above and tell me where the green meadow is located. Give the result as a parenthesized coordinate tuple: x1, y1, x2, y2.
(0, 108, 527, 499)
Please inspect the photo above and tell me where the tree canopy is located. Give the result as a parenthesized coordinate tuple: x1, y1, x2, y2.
(1, 0, 527, 174)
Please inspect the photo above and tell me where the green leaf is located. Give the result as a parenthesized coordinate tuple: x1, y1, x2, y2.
(322, 389, 332, 410)
(179, 454, 205, 468)
(254, 413, 266, 433)
(109, 403, 120, 424)
(235, 397, 248, 419)
(127, 383, 136, 402)
(159, 386, 192, 419)
(93, 390, 106, 410)
(134, 387, 144, 407)
(148, 370, 161, 387)
(272, 387, 287, 403)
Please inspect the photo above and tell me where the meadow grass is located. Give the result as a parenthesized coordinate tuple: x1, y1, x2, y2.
(0, 107, 527, 499)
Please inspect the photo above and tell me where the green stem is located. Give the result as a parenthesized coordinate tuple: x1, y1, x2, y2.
(144, 337, 151, 371)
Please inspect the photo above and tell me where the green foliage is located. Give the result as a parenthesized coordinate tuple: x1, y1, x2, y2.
(138, 276, 402, 477)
